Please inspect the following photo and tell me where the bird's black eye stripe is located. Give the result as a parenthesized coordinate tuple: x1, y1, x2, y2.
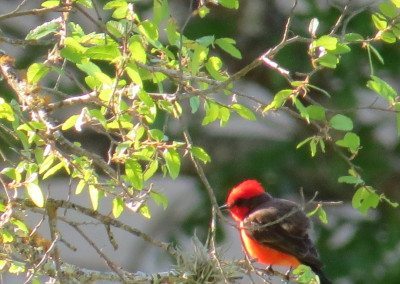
(233, 194, 270, 208)
(234, 198, 247, 206)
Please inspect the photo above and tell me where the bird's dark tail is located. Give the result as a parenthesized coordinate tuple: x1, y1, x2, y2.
(311, 267, 332, 284)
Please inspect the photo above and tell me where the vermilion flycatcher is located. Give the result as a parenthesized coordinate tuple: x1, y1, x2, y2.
(221, 180, 331, 284)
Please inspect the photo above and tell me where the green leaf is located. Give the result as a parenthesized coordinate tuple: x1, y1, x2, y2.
(344, 33, 364, 42)
(148, 129, 164, 141)
(310, 139, 317, 157)
(352, 186, 380, 214)
(392, 0, 400, 8)
(129, 40, 147, 63)
(166, 18, 180, 46)
(296, 137, 313, 150)
(26, 183, 44, 207)
(75, 179, 86, 194)
(26, 19, 61, 40)
(231, 104, 256, 121)
(0, 98, 15, 121)
(11, 219, 29, 235)
(205, 56, 226, 81)
(163, 149, 180, 179)
(263, 89, 292, 112)
(39, 155, 55, 174)
(104, 1, 128, 19)
(1, 229, 14, 243)
(85, 45, 121, 61)
(41, 0, 60, 8)
(139, 20, 159, 41)
(144, 160, 159, 181)
(338, 175, 363, 185)
(218, 0, 239, 9)
(202, 101, 220, 125)
(189, 44, 209, 75)
(332, 43, 351, 54)
(316, 53, 338, 69)
(1, 167, 21, 182)
(368, 44, 385, 64)
(306, 105, 326, 121)
(27, 63, 50, 84)
(150, 191, 168, 209)
(88, 185, 99, 211)
(190, 96, 200, 113)
(106, 20, 126, 38)
(379, 1, 398, 18)
(126, 62, 143, 87)
(77, 60, 112, 85)
(367, 75, 397, 103)
(198, 6, 210, 18)
(293, 264, 318, 284)
(372, 13, 388, 30)
(61, 115, 79, 131)
(191, 146, 211, 163)
(380, 30, 397, 43)
(335, 132, 360, 153)
(9, 261, 25, 274)
(219, 106, 231, 126)
(317, 206, 328, 224)
(0, 260, 7, 270)
(42, 162, 64, 179)
(215, 38, 242, 59)
(153, 0, 169, 25)
(329, 114, 353, 131)
(60, 37, 87, 63)
(112, 197, 124, 218)
(125, 158, 143, 190)
(314, 35, 338, 50)
(139, 204, 151, 218)
(293, 98, 309, 123)
(196, 36, 215, 47)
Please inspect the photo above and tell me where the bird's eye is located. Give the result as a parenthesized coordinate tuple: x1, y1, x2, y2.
(234, 198, 246, 207)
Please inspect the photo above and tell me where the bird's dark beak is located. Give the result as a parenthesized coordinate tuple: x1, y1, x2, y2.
(219, 203, 230, 211)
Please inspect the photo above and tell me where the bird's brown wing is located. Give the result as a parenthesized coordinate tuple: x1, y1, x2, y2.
(242, 199, 323, 270)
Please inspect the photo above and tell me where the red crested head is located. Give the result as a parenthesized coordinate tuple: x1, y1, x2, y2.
(225, 180, 267, 221)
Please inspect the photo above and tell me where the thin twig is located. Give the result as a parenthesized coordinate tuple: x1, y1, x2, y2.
(0, 6, 70, 21)
(69, 223, 127, 282)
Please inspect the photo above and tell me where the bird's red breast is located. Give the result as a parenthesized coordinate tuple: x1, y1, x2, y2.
(240, 223, 301, 267)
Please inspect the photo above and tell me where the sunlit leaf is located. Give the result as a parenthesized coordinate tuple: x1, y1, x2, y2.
(163, 149, 180, 179)
(139, 204, 151, 218)
(190, 146, 211, 163)
(218, 0, 239, 9)
(26, 183, 44, 207)
(125, 158, 143, 190)
(329, 114, 353, 131)
(27, 63, 50, 84)
(26, 19, 61, 40)
(112, 197, 124, 218)
(231, 103, 256, 121)
(150, 191, 168, 209)
(215, 38, 242, 59)
(88, 185, 99, 211)
(352, 186, 380, 214)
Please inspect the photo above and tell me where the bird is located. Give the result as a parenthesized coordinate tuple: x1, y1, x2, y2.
(220, 179, 331, 284)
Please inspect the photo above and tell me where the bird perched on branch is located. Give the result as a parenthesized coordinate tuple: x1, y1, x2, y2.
(221, 179, 331, 284)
